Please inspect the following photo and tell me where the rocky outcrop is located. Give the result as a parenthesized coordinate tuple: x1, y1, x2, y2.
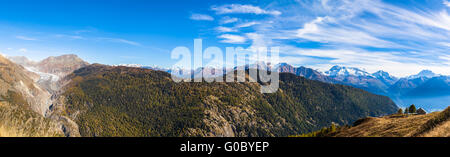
(184, 95, 288, 137)
(36, 54, 89, 78)
(0, 55, 86, 137)
(0, 55, 52, 116)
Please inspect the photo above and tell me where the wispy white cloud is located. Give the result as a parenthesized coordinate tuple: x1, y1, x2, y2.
(438, 42, 450, 47)
(16, 35, 37, 41)
(440, 55, 450, 66)
(290, 1, 450, 48)
(296, 17, 397, 48)
(98, 37, 141, 46)
(444, 0, 450, 7)
(236, 21, 260, 28)
(220, 17, 239, 24)
(218, 34, 247, 44)
(74, 27, 97, 34)
(277, 47, 448, 77)
(214, 21, 261, 34)
(190, 13, 214, 21)
(18, 48, 28, 52)
(212, 4, 281, 16)
(216, 26, 238, 33)
(203, 0, 450, 76)
(55, 34, 84, 40)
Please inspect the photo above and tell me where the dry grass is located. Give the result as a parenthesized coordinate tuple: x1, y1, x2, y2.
(334, 113, 439, 137)
(422, 120, 450, 137)
(0, 102, 64, 137)
(0, 126, 24, 137)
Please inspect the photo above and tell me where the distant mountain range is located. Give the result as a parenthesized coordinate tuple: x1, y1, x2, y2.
(275, 63, 450, 111)
(108, 63, 450, 110)
(104, 62, 450, 111)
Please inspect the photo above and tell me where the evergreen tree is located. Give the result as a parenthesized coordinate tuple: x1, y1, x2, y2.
(404, 107, 409, 114)
(397, 108, 403, 114)
(409, 104, 417, 114)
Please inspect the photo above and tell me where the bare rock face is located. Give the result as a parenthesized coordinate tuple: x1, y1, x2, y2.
(9, 54, 89, 80)
(6, 56, 37, 67)
(7, 54, 89, 93)
(0, 55, 89, 137)
(36, 54, 89, 78)
(183, 95, 287, 137)
(0, 55, 52, 116)
(276, 63, 334, 83)
(0, 55, 65, 137)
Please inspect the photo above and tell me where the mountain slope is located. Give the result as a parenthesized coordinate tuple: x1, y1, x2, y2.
(0, 55, 53, 115)
(372, 70, 398, 86)
(333, 107, 450, 137)
(51, 64, 398, 137)
(408, 70, 440, 79)
(36, 54, 89, 78)
(0, 92, 63, 137)
(0, 55, 64, 136)
(388, 77, 429, 96)
(325, 66, 372, 77)
(276, 63, 334, 83)
(324, 66, 390, 95)
(8, 54, 89, 94)
(405, 76, 450, 98)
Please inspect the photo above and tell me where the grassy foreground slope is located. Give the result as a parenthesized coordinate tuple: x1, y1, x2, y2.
(330, 107, 450, 137)
(56, 64, 398, 137)
(0, 91, 63, 137)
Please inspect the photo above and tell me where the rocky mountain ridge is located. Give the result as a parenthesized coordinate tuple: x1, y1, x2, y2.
(276, 63, 449, 111)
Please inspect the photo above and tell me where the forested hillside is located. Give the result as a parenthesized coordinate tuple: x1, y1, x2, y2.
(53, 64, 398, 137)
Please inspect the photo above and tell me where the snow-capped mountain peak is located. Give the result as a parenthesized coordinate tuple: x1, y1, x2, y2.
(408, 70, 440, 79)
(325, 65, 371, 77)
(372, 70, 398, 85)
(113, 64, 144, 68)
(372, 70, 396, 79)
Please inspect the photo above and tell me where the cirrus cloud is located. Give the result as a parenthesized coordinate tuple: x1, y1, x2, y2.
(16, 35, 37, 41)
(98, 37, 141, 46)
(199, 0, 450, 76)
(220, 17, 239, 24)
(218, 34, 247, 44)
(216, 26, 238, 33)
(211, 4, 281, 16)
(444, 0, 450, 7)
(190, 13, 214, 21)
(18, 48, 28, 52)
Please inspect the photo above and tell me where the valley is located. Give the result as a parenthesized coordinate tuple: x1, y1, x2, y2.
(0, 54, 401, 137)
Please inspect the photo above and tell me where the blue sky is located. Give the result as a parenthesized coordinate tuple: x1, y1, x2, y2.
(0, 0, 449, 77)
